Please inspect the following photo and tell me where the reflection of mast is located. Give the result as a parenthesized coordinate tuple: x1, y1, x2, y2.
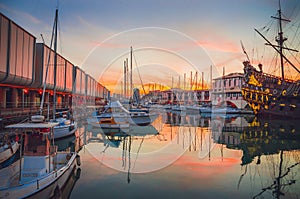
(194, 127, 197, 151)
(253, 150, 298, 198)
(189, 127, 192, 151)
(200, 127, 203, 151)
(122, 136, 126, 168)
(127, 136, 132, 184)
(237, 165, 248, 189)
(208, 129, 211, 161)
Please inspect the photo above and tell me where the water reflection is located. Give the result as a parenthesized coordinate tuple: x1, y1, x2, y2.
(71, 112, 300, 199)
(40, 133, 82, 199)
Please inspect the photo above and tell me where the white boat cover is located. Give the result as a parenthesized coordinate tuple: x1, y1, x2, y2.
(5, 122, 59, 129)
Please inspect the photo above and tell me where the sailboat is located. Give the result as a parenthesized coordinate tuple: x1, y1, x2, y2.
(38, 9, 77, 139)
(87, 100, 157, 127)
(242, 1, 300, 118)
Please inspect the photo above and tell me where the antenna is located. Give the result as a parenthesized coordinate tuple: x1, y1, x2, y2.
(40, 34, 45, 44)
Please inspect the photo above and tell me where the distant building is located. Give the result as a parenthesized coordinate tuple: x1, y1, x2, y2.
(142, 88, 210, 105)
(211, 73, 249, 109)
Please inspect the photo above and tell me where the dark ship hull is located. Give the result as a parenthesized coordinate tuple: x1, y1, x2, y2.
(242, 61, 300, 118)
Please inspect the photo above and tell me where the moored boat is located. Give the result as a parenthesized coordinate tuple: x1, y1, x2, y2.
(89, 117, 130, 130)
(241, 2, 300, 118)
(88, 101, 157, 126)
(0, 115, 80, 199)
(51, 117, 77, 139)
(0, 140, 19, 165)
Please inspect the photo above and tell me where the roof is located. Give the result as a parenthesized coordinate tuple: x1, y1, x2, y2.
(6, 122, 59, 129)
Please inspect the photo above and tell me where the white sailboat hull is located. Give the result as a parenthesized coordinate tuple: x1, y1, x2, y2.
(53, 123, 77, 139)
(0, 152, 78, 199)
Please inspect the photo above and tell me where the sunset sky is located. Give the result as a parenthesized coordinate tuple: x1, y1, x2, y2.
(1, 0, 300, 93)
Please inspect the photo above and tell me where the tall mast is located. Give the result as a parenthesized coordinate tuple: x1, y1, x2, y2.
(255, 0, 300, 78)
(210, 65, 212, 89)
(53, 8, 58, 120)
(272, 1, 288, 79)
(124, 60, 127, 98)
(190, 71, 193, 90)
(126, 58, 129, 98)
(183, 73, 186, 90)
(130, 46, 133, 99)
(195, 72, 198, 90)
(202, 72, 204, 90)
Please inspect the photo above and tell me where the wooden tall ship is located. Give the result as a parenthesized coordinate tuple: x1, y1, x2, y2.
(242, 2, 300, 118)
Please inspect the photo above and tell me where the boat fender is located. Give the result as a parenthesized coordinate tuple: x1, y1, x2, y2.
(273, 89, 277, 95)
(282, 90, 286, 96)
(76, 154, 81, 166)
(75, 168, 81, 179)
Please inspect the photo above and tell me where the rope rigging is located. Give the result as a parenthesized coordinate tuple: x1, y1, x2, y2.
(132, 50, 146, 95)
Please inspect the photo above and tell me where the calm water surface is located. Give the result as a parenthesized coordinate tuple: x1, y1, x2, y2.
(62, 111, 300, 199)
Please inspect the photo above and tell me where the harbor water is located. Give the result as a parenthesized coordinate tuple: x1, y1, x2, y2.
(58, 110, 300, 199)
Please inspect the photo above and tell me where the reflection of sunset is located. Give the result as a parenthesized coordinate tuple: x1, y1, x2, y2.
(173, 156, 241, 180)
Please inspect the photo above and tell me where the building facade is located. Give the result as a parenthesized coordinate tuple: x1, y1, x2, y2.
(0, 13, 109, 125)
(211, 73, 249, 109)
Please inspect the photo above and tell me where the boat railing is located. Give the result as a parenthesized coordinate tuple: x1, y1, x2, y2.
(0, 152, 76, 191)
(250, 67, 296, 83)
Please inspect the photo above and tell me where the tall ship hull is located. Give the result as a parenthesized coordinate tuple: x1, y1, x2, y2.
(242, 62, 300, 118)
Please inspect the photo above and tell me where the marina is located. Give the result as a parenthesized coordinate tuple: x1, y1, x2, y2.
(71, 113, 300, 198)
(1, 0, 300, 198)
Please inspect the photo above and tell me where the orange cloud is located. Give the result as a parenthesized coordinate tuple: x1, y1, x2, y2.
(196, 40, 241, 53)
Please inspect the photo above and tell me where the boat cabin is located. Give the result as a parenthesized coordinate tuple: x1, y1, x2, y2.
(23, 129, 51, 156)
(5, 122, 59, 184)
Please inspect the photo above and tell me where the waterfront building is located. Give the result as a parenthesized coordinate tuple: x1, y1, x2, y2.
(0, 13, 109, 127)
(143, 89, 210, 105)
(211, 73, 249, 109)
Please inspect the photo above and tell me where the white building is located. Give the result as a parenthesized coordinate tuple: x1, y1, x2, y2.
(211, 73, 249, 109)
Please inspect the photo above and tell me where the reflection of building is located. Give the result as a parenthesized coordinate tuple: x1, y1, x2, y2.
(212, 116, 300, 166)
(164, 112, 210, 127)
(211, 73, 248, 109)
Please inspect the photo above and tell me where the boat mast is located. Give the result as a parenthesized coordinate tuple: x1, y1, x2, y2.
(255, 0, 300, 78)
(124, 60, 127, 98)
(130, 46, 133, 100)
(39, 10, 57, 116)
(254, 29, 300, 74)
(272, 0, 289, 79)
(53, 9, 58, 120)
